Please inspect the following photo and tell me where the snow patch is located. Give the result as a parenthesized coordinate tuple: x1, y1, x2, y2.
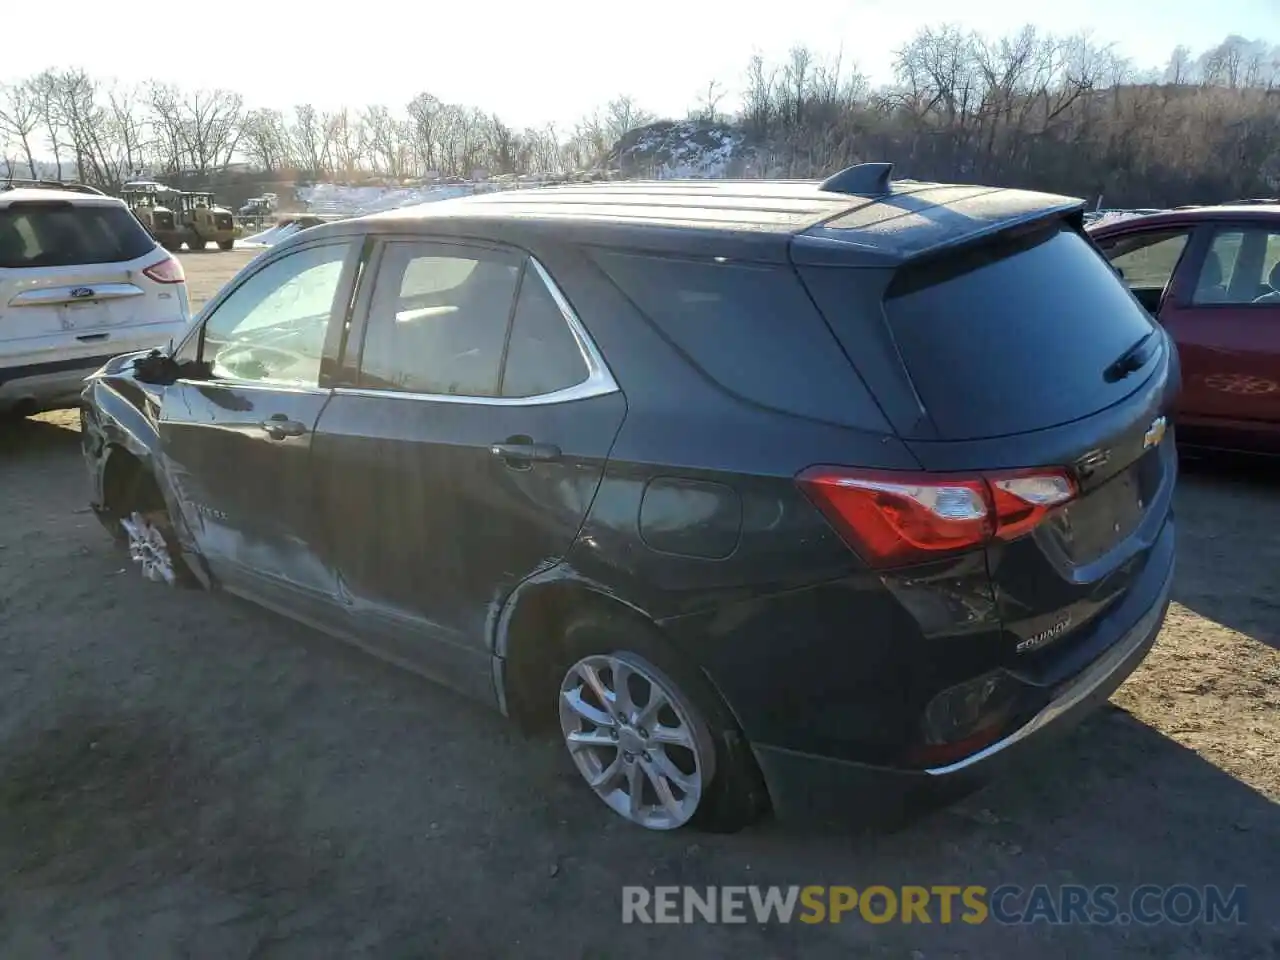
(296, 182, 475, 217)
(607, 120, 752, 178)
(1084, 209, 1167, 229)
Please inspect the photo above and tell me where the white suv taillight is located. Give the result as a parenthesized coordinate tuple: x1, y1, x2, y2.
(142, 255, 185, 284)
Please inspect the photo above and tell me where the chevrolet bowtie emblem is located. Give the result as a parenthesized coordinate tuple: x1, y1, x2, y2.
(1143, 416, 1167, 450)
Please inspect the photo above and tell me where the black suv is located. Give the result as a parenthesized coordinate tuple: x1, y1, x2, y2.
(81, 165, 1178, 832)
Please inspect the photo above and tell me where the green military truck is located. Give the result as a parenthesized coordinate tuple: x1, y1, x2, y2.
(177, 191, 241, 251)
(121, 181, 182, 248)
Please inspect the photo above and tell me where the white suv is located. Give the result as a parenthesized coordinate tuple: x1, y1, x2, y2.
(0, 181, 192, 416)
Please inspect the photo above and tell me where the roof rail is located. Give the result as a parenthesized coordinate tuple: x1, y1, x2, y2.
(0, 177, 106, 196)
(818, 162, 894, 196)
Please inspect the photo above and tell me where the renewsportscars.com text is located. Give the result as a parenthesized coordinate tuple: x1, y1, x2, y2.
(621, 884, 1248, 926)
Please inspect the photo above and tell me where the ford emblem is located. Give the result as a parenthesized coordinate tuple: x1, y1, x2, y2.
(70, 286, 94, 299)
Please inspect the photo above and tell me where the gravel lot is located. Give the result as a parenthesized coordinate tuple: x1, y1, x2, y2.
(0, 248, 1276, 958)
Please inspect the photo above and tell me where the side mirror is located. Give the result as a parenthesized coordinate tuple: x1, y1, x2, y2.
(132, 349, 180, 385)
(131, 349, 211, 385)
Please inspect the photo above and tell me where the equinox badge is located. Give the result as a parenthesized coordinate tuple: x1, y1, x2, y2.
(1143, 416, 1167, 450)
(1017, 616, 1072, 654)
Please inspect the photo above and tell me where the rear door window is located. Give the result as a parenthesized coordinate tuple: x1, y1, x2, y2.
(808, 224, 1158, 441)
(357, 242, 521, 396)
(0, 201, 155, 268)
(1193, 226, 1280, 304)
(499, 266, 590, 398)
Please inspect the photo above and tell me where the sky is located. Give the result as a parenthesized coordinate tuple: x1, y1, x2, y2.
(4, 0, 1277, 128)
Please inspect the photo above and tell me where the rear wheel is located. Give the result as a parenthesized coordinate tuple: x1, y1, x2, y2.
(555, 611, 767, 832)
(187, 236, 207, 251)
(217, 238, 235, 251)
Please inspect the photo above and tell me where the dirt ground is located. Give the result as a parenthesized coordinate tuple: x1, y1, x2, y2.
(0, 248, 1275, 958)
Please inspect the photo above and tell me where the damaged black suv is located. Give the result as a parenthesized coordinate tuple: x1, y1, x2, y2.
(81, 165, 1178, 832)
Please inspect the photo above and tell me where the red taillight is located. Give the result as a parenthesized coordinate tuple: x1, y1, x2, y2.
(796, 466, 1076, 568)
(142, 255, 185, 284)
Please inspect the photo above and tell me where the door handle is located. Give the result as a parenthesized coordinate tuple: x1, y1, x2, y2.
(490, 440, 561, 464)
(261, 414, 308, 440)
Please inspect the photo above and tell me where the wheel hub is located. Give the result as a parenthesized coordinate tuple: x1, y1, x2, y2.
(617, 726, 646, 757)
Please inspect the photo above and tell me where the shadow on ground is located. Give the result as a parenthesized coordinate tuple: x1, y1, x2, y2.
(0, 414, 82, 461)
(0, 591, 1274, 958)
(1174, 451, 1280, 651)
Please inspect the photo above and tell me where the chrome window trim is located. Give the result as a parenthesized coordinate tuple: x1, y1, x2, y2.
(173, 377, 330, 396)
(334, 256, 619, 407)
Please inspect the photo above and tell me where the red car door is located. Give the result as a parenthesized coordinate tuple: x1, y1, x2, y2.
(1158, 221, 1280, 447)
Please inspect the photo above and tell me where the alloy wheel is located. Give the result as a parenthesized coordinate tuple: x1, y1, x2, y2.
(559, 652, 714, 830)
(120, 511, 177, 585)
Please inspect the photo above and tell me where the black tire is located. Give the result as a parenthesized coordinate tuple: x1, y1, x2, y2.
(557, 609, 768, 833)
(187, 236, 207, 251)
(217, 238, 235, 251)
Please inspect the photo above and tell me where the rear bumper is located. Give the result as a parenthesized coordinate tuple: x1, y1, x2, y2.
(752, 519, 1175, 824)
(0, 352, 126, 409)
(0, 326, 185, 410)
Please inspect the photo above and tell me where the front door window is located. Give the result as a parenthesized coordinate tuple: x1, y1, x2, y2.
(200, 243, 351, 387)
(1193, 226, 1280, 305)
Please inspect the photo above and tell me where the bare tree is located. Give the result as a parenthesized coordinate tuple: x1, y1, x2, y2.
(528, 123, 561, 173)
(693, 80, 726, 124)
(290, 104, 327, 178)
(241, 108, 291, 173)
(147, 83, 185, 175)
(604, 96, 655, 144)
(1166, 45, 1195, 84)
(53, 69, 113, 185)
(106, 85, 147, 183)
(0, 79, 40, 177)
(1203, 38, 1245, 88)
(406, 92, 442, 174)
(362, 105, 404, 177)
(325, 108, 365, 176)
(29, 70, 69, 179)
(743, 54, 777, 139)
(178, 89, 244, 177)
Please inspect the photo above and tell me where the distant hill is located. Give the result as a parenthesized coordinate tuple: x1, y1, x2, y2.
(602, 120, 759, 178)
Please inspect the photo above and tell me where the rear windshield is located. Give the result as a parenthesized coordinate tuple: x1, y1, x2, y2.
(877, 225, 1156, 440)
(0, 202, 155, 268)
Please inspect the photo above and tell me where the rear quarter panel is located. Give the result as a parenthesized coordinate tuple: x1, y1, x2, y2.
(523, 242, 1006, 760)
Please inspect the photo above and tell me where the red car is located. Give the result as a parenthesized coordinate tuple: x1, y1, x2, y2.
(1090, 204, 1280, 454)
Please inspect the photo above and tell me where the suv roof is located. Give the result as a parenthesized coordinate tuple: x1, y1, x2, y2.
(0, 178, 106, 197)
(0, 187, 128, 210)
(345, 175, 1084, 267)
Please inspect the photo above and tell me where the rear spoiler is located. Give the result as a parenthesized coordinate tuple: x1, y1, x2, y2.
(791, 188, 1086, 269)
